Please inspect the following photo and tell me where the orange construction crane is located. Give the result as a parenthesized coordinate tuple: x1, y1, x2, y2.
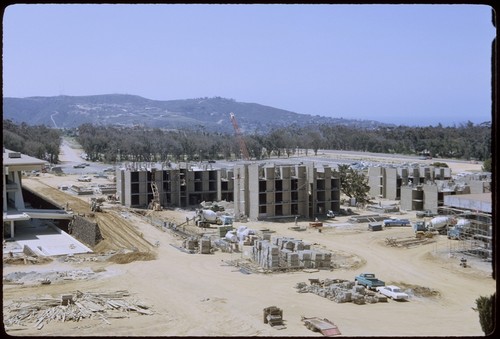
(229, 112, 250, 160)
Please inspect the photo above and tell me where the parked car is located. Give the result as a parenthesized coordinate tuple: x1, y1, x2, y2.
(77, 176, 92, 182)
(73, 164, 86, 168)
(416, 210, 437, 218)
(376, 285, 409, 300)
(383, 218, 411, 227)
(326, 210, 336, 218)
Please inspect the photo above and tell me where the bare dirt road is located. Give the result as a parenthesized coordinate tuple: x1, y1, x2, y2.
(3, 148, 494, 337)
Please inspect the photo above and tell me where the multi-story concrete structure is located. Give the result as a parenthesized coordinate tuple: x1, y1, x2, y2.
(368, 165, 452, 200)
(116, 163, 234, 208)
(368, 164, 490, 214)
(234, 163, 340, 220)
(116, 161, 341, 221)
(3, 148, 74, 238)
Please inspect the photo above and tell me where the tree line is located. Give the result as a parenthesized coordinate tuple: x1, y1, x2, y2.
(3, 120, 491, 167)
(2, 120, 61, 164)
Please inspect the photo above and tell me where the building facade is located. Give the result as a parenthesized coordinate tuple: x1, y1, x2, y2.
(116, 163, 234, 209)
(368, 165, 452, 200)
(233, 163, 341, 220)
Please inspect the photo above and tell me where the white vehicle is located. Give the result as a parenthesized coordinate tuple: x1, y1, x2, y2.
(77, 176, 92, 182)
(376, 285, 409, 300)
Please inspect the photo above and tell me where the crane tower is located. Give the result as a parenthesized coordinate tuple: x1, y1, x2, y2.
(229, 112, 250, 160)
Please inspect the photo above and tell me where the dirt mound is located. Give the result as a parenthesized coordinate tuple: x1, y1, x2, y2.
(107, 251, 157, 264)
(394, 282, 441, 298)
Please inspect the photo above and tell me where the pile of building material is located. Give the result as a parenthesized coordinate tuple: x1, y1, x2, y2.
(199, 237, 212, 254)
(349, 214, 387, 223)
(295, 278, 387, 304)
(263, 306, 286, 329)
(70, 185, 94, 195)
(181, 236, 212, 254)
(3, 290, 153, 330)
(251, 237, 331, 271)
(97, 184, 116, 194)
(385, 236, 435, 248)
(3, 269, 100, 286)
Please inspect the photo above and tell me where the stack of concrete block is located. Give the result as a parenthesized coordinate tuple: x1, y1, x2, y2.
(199, 237, 211, 254)
(287, 251, 300, 268)
(352, 293, 366, 305)
(183, 237, 198, 251)
(298, 250, 311, 268)
(253, 240, 280, 269)
(253, 236, 330, 270)
(279, 248, 299, 268)
(308, 250, 331, 269)
(279, 248, 292, 267)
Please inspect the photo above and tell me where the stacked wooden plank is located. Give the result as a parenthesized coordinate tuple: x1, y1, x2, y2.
(3, 290, 153, 330)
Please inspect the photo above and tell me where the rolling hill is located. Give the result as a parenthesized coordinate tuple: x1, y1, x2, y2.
(3, 94, 392, 133)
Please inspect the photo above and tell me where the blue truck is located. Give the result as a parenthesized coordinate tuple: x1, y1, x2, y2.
(383, 218, 411, 227)
(354, 273, 385, 290)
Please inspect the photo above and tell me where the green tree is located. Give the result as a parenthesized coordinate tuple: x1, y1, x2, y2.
(482, 157, 492, 172)
(474, 293, 495, 335)
(337, 164, 371, 204)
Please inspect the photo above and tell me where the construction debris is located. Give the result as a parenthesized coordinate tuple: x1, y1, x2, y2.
(294, 278, 387, 304)
(3, 290, 153, 330)
(385, 235, 435, 248)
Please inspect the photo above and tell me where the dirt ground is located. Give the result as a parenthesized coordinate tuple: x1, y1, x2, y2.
(3, 150, 495, 337)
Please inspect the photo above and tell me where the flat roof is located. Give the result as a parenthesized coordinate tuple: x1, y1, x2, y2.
(3, 148, 47, 170)
(3, 221, 92, 257)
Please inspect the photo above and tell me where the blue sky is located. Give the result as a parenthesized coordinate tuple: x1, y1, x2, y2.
(2, 4, 495, 126)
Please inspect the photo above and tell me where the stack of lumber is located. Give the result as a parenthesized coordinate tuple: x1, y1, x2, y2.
(3, 290, 153, 330)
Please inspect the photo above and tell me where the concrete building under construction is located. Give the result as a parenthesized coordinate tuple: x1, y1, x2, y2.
(116, 163, 234, 209)
(116, 161, 341, 220)
(2, 148, 92, 256)
(233, 163, 341, 220)
(368, 165, 452, 201)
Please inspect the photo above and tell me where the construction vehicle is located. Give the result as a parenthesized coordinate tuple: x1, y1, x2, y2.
(427, 216, 454, 234)
(90, 197, 104, 212)
(195, 209, 233, 228)
(148, 169, 162, 211)
(229, 112, 250, 161)
(447, 218, 472, 240)
(412, 221, 427, 232)
(416, 209, 437, 218)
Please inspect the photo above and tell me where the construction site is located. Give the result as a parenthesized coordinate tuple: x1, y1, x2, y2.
(2, 145, 495, 337)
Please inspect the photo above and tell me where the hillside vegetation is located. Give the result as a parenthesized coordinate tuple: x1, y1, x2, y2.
(3, 94, 391, 133)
